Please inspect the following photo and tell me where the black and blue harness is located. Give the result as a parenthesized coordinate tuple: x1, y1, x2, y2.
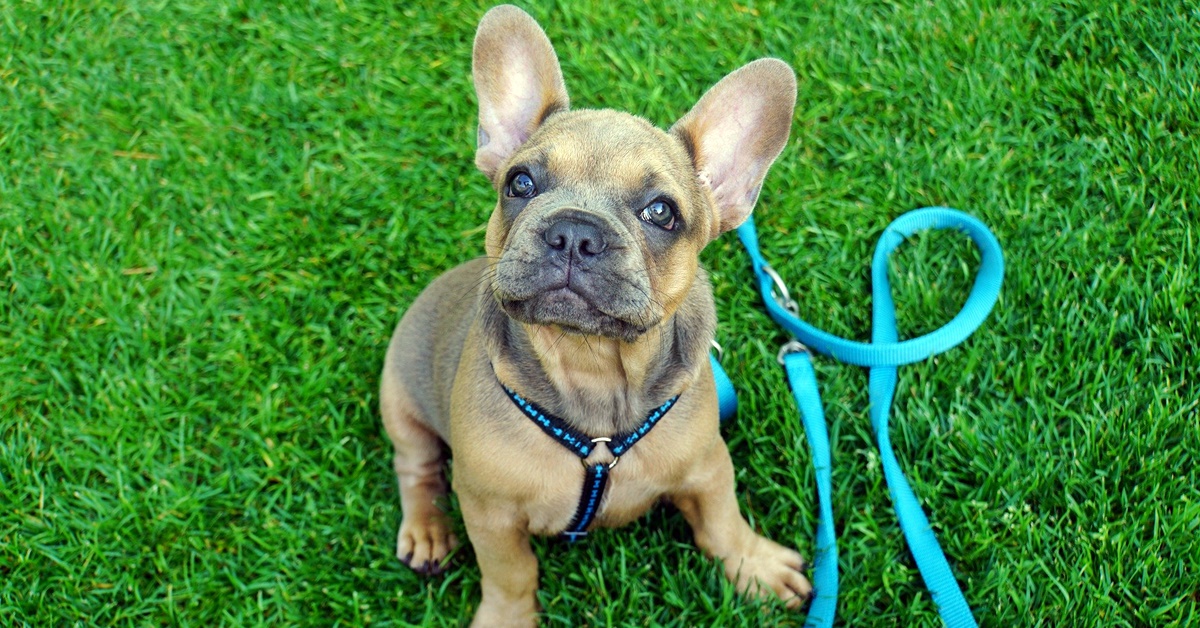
(501, 385, 679, 541)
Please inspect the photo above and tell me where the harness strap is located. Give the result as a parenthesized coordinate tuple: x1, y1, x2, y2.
(733, 206, 1003, 627)
(504, 387, 594, 457)
(563, 463, 610, 542)
(501, 385, 680, 540)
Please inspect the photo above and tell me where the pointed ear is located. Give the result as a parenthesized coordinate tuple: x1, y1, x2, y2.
(472, 5, 570, 178)
(670, 59, 796, 234)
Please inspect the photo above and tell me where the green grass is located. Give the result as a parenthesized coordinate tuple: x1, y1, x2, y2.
(2, 0, 1197, 625)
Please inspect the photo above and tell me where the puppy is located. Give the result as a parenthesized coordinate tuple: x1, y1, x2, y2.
(380, 5, 808, 625)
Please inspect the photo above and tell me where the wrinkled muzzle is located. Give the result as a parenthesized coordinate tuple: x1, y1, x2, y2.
(492, 208, 659, 341)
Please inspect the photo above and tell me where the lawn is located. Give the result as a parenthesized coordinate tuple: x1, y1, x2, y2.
(2, 0, 1197, 625)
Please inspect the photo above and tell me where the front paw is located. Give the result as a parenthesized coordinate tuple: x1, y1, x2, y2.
(723, 536, 813, 609)
(470, 598, 538, 628)
(397, 512, 459, 576)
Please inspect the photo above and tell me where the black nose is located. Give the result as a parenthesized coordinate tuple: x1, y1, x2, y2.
(543, 218, 607, 257)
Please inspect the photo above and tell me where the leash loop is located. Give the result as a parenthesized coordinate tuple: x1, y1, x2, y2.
(733, 206, 1003, 627)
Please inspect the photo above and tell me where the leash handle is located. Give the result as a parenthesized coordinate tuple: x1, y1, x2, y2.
(737, 206, 1003, 627)
(739, 209, 1003, 367)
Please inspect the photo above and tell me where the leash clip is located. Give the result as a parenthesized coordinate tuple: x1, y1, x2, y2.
(777, 339, 810, 365)
(762, 265, 800, 315)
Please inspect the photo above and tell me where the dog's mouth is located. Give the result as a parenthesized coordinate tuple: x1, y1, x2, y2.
(498, 288, 652, 341)
(493, 264, 657, 341)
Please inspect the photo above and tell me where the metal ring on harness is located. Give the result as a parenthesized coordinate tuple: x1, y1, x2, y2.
(589, 437, 620, 469)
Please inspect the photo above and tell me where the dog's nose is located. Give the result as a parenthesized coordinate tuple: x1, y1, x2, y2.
(543, 218, 607, 258)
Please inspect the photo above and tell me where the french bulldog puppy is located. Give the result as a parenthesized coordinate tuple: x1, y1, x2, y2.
(380, 5, 808, 625)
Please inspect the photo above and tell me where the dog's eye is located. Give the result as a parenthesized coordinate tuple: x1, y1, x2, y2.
(638, 199, 676, 230)
(506, 172, 538, 199)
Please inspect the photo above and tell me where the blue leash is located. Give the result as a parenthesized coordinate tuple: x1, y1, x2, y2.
(709, 207, 1004, 627)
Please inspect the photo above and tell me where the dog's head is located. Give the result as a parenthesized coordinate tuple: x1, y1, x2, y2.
(472, 5, 795, 342)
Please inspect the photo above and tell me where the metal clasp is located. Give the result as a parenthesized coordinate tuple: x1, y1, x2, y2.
(762, 265, 799, 315)
(777, 339, 810, 365)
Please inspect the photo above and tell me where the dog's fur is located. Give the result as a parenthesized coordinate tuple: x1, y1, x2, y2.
(380, 5, 808, 625)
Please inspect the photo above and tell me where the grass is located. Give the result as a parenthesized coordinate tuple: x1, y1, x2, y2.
(2, 0, 1197, 625)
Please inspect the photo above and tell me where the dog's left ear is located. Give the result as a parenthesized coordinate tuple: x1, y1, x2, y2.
(472, 5, 570, 179)
(671, 59, 796, 235)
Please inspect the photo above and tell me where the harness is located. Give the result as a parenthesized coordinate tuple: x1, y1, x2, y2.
(501, 385, 680, 541)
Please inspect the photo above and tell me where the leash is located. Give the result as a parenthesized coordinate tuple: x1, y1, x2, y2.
(710, 206, 1003, 626)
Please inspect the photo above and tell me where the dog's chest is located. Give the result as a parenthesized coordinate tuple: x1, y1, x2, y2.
(520, 452, 667, 535)
(590, 460, 672, 528)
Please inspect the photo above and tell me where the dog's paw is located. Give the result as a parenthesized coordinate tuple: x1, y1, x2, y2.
(470, 600, 538, 628)
(723, 536, 813, 609)
(397, 513, 459, 576)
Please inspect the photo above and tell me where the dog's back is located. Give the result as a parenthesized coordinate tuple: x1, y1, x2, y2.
(382, 258, 486, 441)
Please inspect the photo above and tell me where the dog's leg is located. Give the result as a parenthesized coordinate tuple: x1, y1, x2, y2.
(380, 367, 458, 575)
(458, 495, 540, 627)
(671, 442, 813, 608)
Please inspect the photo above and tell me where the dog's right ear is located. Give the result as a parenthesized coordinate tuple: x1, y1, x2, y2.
(472, 5, 569, 178)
